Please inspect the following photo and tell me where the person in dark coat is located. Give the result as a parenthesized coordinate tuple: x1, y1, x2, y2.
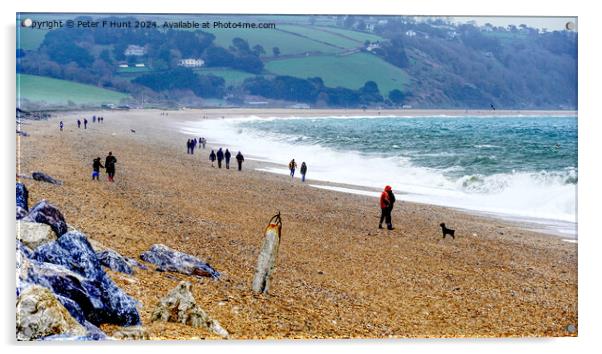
(216, 148, 224, 169)
(209, 150, 216, 167)
(59, 121, 63, 131)
(93, 115, 96, 123)
(236, 151, 244, 171)
(105, 152, 117, 182)
(378, 185, 396, 230)
(92, 157, 104, 181)
(224, 149, 231, 169)
(83, 118, 88, 129)
(300, 162, 307, 182)
(288, 159, 297, 179)
(77, 119, 81, 128)
(186, 139, 191, 154)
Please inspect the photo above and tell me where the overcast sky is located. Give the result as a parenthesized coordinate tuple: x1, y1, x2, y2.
(451, 16, 577, 31)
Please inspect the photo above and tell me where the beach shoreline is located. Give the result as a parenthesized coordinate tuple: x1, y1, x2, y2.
(16, 109, 578, 338)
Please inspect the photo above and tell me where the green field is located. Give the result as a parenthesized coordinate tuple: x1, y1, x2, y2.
(193, 68, 255, 86)
(117, 66, 151, 73)
(265, 52, 408, 94)
(277, 25, 361, 49)
(316, 26, 384, 43)
(204, 27, 341, 56)
(17, 74, 129, 105)
(17, 27, 48, 50)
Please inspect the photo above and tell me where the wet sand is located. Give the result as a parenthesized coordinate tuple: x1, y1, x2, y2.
(16, 109, 577, 338)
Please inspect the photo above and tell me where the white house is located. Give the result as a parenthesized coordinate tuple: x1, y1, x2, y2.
(134, 63, 146, 68)
(124, 45, 146, 56)
(178, 58, 205, 68)
(405, 30, 416, 37)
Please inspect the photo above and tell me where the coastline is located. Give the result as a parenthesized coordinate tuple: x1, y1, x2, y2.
(16, 109, 577, 338)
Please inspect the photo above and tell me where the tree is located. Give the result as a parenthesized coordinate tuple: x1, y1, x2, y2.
(272, 46, 280, 57)
(388, 89, 405, 105)
(252, 44, 266, 57)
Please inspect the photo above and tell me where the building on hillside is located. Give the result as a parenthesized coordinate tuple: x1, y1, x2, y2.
(366, 43, 381, 52)
(118, 63, 129, 68)
(124, 45, 146, 56)
(134, 63, 146, 68)
(177, 58, 205, 68)
(405, 30, 417, 37)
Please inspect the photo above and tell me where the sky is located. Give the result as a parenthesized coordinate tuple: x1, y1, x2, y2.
(451, 16, 577, 31)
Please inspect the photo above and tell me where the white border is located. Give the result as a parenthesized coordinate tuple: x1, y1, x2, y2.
(3, 1, 600, 353)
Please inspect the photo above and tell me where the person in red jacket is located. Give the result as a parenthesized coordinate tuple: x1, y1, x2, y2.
(379, 185, 396, 230)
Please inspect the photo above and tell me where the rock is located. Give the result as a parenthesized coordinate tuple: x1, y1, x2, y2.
(17, 220, 57, 249)
(16, 206, 28, 219)
(16, 285, 87, 341)
(97, 249, 133, 275)
(31, 232, 140, 326)
(112, 326, 150, 340)
(16, 182, 29, 210)
(140, 244, 220, 279)
(17, 240, 33, 259)
(41, 321, 109, 341)
(25, 200, 68, 236)
(32, 172, 62, 185)
(127, 258, 148, 271)
(151, 281, 228, 338)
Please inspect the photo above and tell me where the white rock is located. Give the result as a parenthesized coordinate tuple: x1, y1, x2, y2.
(17, 220, 56, 249)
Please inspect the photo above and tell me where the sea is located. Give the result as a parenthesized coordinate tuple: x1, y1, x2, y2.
(181, 115, 578, 237)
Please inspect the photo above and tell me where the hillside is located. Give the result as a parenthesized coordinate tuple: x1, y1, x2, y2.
(16, 14, 577, 109)
(17, 74, 129, 106)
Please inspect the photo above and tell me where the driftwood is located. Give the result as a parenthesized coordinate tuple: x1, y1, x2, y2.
(252, 212, 282, 294)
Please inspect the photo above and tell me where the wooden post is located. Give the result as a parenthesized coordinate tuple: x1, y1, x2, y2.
(252, 213, 282, 294)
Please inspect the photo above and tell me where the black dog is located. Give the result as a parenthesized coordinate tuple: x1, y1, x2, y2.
(440, 223, 455, 239)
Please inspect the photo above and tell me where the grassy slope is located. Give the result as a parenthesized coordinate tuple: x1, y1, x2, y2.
(277, 25, 361, 48)
(17, 74, 129, 105)
(315, 26, 384, 43)
(193, 68, 255, 86)
(266, 52, 409, 94)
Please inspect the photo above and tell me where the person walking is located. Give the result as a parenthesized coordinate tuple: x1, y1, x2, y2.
(59, 121, 63, 131)
(191, 138, 196, 155)
(83, 118, 88, 129)
(92, 115, 96, 123)
(216, 148, 224, 169)
(236, 151, 244, 171)
(77, 119, 81, 129)
(92, 157, 104, 181)
(378, 185, 396, 230)
(209, 150, 216, 167)
(300, 162, 307, 182)
(105, 152, 117, 182)
(201, 137, 206, 149)
(225, 149, 231, 169)
(186, 139, 191, 154)
(288, 159, 297, 179)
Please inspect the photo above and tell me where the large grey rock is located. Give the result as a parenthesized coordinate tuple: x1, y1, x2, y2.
(17, 220, 57, 250)
(140, 244, 220, 279)
(25, 200, 68, 236)
(16, 285, 87, 341)
(112, 326, 150, 340)
(16, 182, 29, 210)
(97, 249, 133, 275)
(151, 281, 228, 338)
(32, 172, 62, 185)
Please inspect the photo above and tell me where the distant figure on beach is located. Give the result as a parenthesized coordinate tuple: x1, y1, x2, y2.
(378, 185, 396, 230)
(236, 151, 244, 171)
(92, 115, 96, 123)
(225, 149, 231, 169)
(77, 119, 81, 129)
(84, 118, 88, 129)
(59, 121, 63, 131)
(105, 152, 117, 182)
(216, 148, 224, 168)
(100, 116, 104, 123)
(186, 139, 192, 154)
(191, 138, 196, 154)
(288, 159, 297, 179)
(490, 103, 496, 111)
(209, 150, 216, 167)
(300, 162, 307, 182)
(92, 157, 104, 181)
(201, 137, 206, 149)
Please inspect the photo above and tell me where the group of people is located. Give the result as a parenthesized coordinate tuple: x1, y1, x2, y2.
(186, 137, 207, 154)
(288, 159, 308, 182)
(60, 115, 104, 131)
(209, 148, 245, 171)
(91, 152, 118, 182)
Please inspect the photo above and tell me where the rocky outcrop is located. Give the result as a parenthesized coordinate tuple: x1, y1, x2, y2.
(97, 249, 133, 275)
(151, 281, 228, 338)
(140, 244, 220, 279)
(16, 206, 28, 220)
(32, 172, 62, 185)
(112, 326, 150, 340)
(24, 200, 68, 236)
(16, 285, 87, 341)
(17, 220, 56, 250)
(32, 231, 140, 326)
(16, 182, 29, 210)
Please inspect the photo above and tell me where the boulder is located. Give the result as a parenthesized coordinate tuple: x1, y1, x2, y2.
(17, 220, 57, 250)
(16, 182, 29, 210)
(17, 240, 33, 259)
(16, 285, 87, 341)
(16, 206, 28, 219)
(32, 232, 140, 326)
(140, 244, 220, 279)
(32, 172, 62, 185)
(151, 281, 228, 338)
(97, 249, 133, 275)
(25, 200, 68, 236)
(112, 326, 150, 340)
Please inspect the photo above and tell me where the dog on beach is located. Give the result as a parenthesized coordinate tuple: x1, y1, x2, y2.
(439, 223, 455, 239)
